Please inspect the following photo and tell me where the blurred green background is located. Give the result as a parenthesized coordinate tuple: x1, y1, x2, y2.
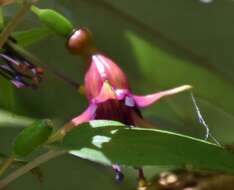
(1, 0, 234, 189)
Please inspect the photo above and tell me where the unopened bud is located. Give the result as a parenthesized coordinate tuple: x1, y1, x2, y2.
(31, 6, 73, 37)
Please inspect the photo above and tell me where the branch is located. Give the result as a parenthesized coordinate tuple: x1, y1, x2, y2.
(0, 150, 66, 189)
(0, 155, 15, 177)
(0, 0, 39, 49)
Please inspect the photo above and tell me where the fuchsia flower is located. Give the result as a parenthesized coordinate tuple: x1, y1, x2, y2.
(61, 28, 192, 186)
(65, 28, 192, 131)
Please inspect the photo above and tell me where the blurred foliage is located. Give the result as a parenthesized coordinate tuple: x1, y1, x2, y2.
(12, 27, 51, 47)
(1, 0, 234, 190)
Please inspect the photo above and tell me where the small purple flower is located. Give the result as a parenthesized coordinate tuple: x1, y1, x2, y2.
(0, 39, 43, 88)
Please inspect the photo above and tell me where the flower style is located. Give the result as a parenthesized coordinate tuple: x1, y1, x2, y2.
(0, 38, 43, 88)
(64, 28, 192, 132)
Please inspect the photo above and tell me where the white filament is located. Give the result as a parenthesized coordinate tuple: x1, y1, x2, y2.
(190, 92, 221, 146)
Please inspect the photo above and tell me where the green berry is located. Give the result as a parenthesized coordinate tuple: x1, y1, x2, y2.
(13, 119, 53, 157)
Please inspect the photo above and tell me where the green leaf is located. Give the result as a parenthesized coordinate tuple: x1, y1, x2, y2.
(12, 27, 51, 47)
(60, 120, 234, 174)
(0, 109, 34, 128)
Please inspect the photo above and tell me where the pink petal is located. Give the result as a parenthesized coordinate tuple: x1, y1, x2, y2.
(84, 53, 129, 100)
(133, 85, 192, 107)
(71, 104, 97, 126)
(10, 80, 26, 88)
(62, 104, 97, 133)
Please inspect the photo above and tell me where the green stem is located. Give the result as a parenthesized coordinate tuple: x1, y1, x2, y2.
(0, 155, 15, 176)
(0, 7, 4, 27)
(0, 150, 66, 189)
(0, 0, 38, 49)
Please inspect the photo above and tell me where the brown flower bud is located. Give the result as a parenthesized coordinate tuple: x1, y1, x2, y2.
(66, 28, 96, 57)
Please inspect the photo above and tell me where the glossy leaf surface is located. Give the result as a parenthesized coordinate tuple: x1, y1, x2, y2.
(60, 120, 234, 174)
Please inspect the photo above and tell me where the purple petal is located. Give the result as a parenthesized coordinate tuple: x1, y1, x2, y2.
(71, 104, 97, 126)
(115, 89, 129, 100)
(112, 164, 124, 182)
(124, 96, 135, 107)
(0, 53, 20, 66)
(0, 64, 11, 71)
(133, 85, 192, 107)
(10, 79, 26, 88)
